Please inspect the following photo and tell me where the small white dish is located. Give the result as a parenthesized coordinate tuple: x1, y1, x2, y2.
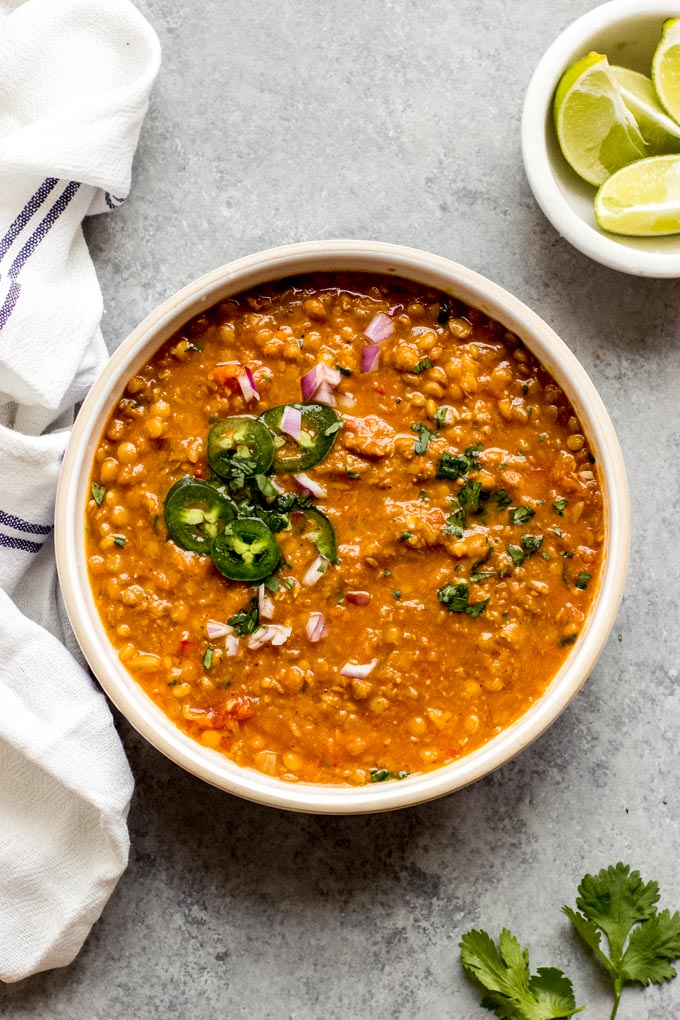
(522, 0, 680, 278)
(56, 240, 630, 814)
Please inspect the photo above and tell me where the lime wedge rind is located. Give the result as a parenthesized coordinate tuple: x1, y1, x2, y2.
(554, 52, 648, 186)
(595, 154, 680, 236)
(613, 66, 680, 154)
(652, 18, 680, 125)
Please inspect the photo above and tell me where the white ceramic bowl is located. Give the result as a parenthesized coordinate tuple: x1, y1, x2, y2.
(56, 240, 630, 814)
(522, 0, 680, 277)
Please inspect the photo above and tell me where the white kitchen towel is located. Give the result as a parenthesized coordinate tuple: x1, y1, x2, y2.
(0, 0, 160, 982)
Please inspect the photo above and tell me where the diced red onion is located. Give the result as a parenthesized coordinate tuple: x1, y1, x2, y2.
(280, 405, 302, 440)
(292, 472, 326, 499)
(225, 634, 239, 657)
(206, 619, 232, 640)
(302, 554, 327, 586)
(361, 344, 380, 374)
(346, 590, 371, 606)
(238, 366, 260, 403)
(305, 612, 327, 642)
(257, 584, 275, 620)
(364, 312, 394, 344)
(314, 381, 337, 406)
(340, 659, 378, 679)
(247, 624, 292, 650)
(300, 362, 342, 403)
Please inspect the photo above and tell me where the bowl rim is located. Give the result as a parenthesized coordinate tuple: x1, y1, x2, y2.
(55, 239, 630, 814)
(521, 0, 680, 278)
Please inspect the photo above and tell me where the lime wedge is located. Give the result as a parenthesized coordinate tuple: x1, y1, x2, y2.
(594, 154, 680, 235)
(554, 52, 647, 185)
(652, 18, 680, 124)
(613, 66, 680, 154)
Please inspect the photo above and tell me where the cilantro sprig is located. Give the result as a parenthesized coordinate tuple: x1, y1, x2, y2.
(563, 863, 680, 1019)
(460, 862, 680, 1020)
(460, 928, 583, 1018)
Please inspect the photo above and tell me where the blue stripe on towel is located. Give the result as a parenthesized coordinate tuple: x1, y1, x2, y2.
(8, 181, 81, 278)
(0, 509, 52, 535)
(0, 279, 21, 331)
(0, 531, 42, 554)
(0, 177, 60, 262)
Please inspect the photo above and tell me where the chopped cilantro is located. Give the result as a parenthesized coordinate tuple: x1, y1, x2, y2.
(383, 568, 392, 577)
(412, 423, 433, 455)
(560, 550, 574, 558)
(559, 633, 578, 647)
(113, 535, 126, 548)
(541, 552, 551, 560)
(370, 768, 410, 782)
(283, 577, 295, 590)
(419, 490, 430, 501)
(437, 444, 483, 481)
(509, 505, 535, 525)
(498, 462, 507, 471)
(346, 469, 361, 479)
(507, 545, 524, 567)
(186, 342, 203, 353)
(227, 597, 260, 636)
(553, 526, 565, 537)
(521, 534, 543, 556)
(400, 531, 413, 541)
(438, 581, 488, 617)
(553, 497, 568, 515)
(433, 406, 449, 429)
(442, 505, 466, 537)
(575, 571, 592, 590)
(392, 590, 401, 600)
(521, 383, 529, 395)
(458, 479, 482, 513)
(264, 575, 280, 593)
(91, 481, 106, 505)
(495, 489, 512, 510)
(470, 570, 495, 582)
(412, 357, 432, 374)
(336, 364, 352, 376)
(203, 645, 214, 670)
(539, 432, 547, 442)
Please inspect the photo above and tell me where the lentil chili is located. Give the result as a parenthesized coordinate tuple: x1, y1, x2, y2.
(86, 273, 604, 786)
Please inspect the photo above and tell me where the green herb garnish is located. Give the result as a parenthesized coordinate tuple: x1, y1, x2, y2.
(336, 364, 352, 376)
(264, 575, 280, 593)
(509, 506, 535, 525)
(227, 597, 260, 636)
(400, 531, 413, 542)
(370, 768, 410, 782)
(507, 545, 524, 567)
(495, 489, 512, 510)
(412, 357, 432, 374)
(91, 481, 106, 505)
(392, 590, 401, 600)
(412, 423, 433, 455)
(437, 444, 483, 481)
(434, 406, 449, 429)
(553, 498, 568, 515)
(521, 534, 543, 556)
(575, 571, 592, 590)
(203, 645, 214, 670)
(559, 633, 578, 647)
(113, 535, 126, 548)
(438, 581, 488, 617)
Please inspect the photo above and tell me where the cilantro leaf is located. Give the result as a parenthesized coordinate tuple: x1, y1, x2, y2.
(438, 581, 488, 617)
(434, 406, 450, 429)
(227, 597, 261, 636)
(495, 489, 512, 510)
(369, 768, 410, 782)
(509, 506, 535, 526)
(412, 357, 432, 374)
(202, 645, 214, 670)
(620, 909, 680, 985)
(91, 481, 106, 505)
(437, 444, 483, 480)
(552, 498, 568, 516)
(522, 535, 543, 556)
(507, 545, 525, 567)
(563, 863, 680, 1018)
(460, 928, 582, 1019)
(575, 571, 591, 590)
(459, 479, 483, 513)
(412, 423, 433, 455)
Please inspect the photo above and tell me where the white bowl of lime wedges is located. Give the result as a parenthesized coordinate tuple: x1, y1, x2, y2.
(522, 0, 680, 277)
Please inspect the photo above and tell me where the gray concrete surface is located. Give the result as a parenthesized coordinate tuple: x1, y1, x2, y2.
(2, 1, 679, 1017)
